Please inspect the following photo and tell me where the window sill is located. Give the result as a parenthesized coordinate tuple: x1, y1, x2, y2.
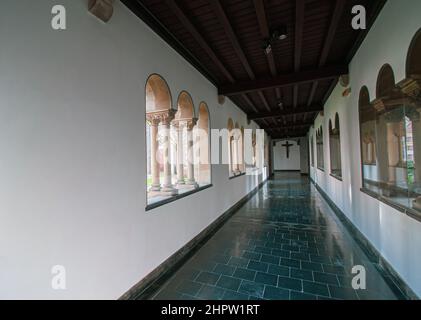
(317, 167, 325, 172)
(229, 172, 246, 180)
(330, 173, 343, 181)
(146, 184, 213, 211)
(360, 187, 421, 223)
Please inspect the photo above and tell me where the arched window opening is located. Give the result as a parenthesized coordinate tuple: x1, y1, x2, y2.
(370, 64, 410, 203)
(329, 113, 342, 179)
(174, 91, 198, 189)
(310, 135, 315, 167)
(197, 102, 211, 185)
(146, 74, 177, 205)
(316, 126, 324, 170)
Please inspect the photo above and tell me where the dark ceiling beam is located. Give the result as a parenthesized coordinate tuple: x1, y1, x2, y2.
(248, 104, 323, 121)
(242, 94, 259, 113)
(253, 0, 281, 100)
(166, 0, 235, 83)
(307, 0, 346, 106)
(219, 65, 348, 96)
(210, 0, 270, 112)
(257, 92, 270, 112)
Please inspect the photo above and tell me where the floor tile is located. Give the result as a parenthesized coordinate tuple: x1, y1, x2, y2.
(302, 281, 330, 297)
(277, 276, 302, 291)
(196, 272, 221, 285)
(239, 281, 265, 298)
(213, 264, 236, 276)
(247, 260, 269, 273)
(255, 272, 278, 286)
(263, 286, 289, 300)
(216, 276, 242, 291)
(233, 268, 256, 281)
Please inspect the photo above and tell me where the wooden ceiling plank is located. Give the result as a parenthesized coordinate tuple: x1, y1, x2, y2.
(307, 0, 346, 106)
(209, 0, 256, 80)
(210, 0, 272, 113)
(166, 0, 235, 83)
(253, 0, 282, 102)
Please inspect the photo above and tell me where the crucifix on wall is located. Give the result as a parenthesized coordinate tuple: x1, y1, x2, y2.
(282, 141, 293, 159)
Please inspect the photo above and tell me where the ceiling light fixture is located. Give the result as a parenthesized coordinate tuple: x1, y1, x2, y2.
(263, 25, 288, 55)
(271, 25, 288, 41)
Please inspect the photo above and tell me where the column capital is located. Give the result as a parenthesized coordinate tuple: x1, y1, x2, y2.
(146, 109, 176, 126)
(186, 118, 198, 131)
(398, 75, 421, 99)
(372, 98, 386, 113)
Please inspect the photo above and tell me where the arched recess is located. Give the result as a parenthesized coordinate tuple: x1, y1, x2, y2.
(146, 74, 172, 113)
(197, 102, 211, 185)
(375, 64, 408, 188)
(376, 64, 396, 98)
(359, 86, 377, 170)
(174, 91, 199, 189)
(145, 74, 177, 202)
(316, 126, 324, 170)
(406, 28, 421, 77)
(329, 113, 342, 178)
(175, 91, 195, 121)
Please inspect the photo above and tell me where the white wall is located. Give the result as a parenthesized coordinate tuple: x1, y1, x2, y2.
(299, 137, 309, 175)
(309, 0, 421, 297)
(273, 140, 301, 171)
(0, 0, 269, 299)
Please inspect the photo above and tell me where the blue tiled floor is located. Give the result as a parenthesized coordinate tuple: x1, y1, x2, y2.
(151, 173, 404, 300)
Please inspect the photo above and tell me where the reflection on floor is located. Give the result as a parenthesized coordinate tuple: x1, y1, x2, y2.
(151, 173, 405, 300)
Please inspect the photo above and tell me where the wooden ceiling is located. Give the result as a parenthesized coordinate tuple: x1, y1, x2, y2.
(122, 0, 387, 139)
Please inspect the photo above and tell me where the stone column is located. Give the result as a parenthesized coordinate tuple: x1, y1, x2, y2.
(175, 123, 185, 186)
(161, 111, 178, 195)
(147, 115, 161, 192)
(186, 119, 199, 188)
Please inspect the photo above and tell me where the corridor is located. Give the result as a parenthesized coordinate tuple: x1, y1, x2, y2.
(151, 173, 405, 300)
